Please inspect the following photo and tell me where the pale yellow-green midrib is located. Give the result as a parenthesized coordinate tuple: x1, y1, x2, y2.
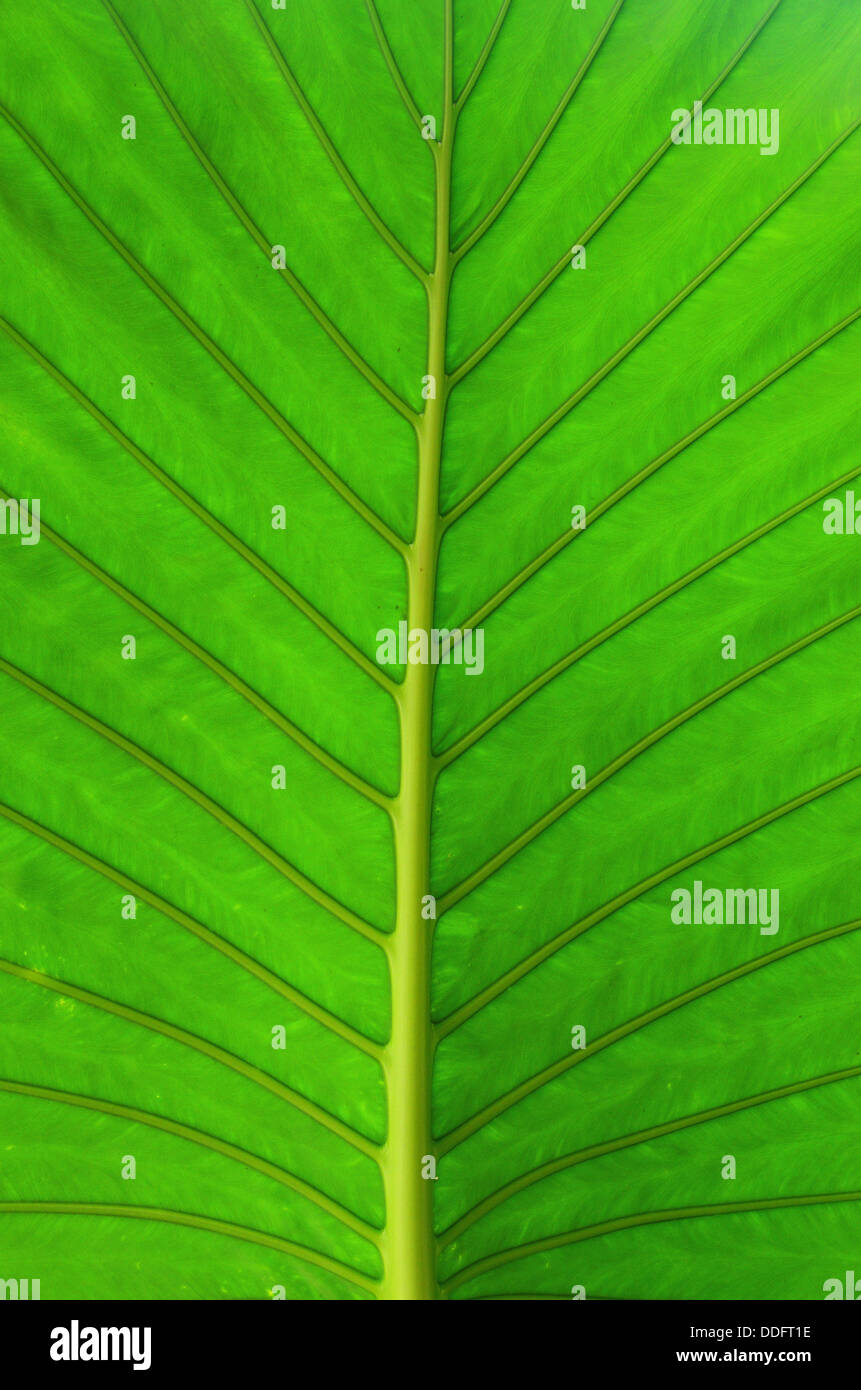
(379, 15, 454, 1301)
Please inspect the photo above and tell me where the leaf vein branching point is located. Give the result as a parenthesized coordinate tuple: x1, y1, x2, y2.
(241, 0, 429, 285)
(453, 0, 511, 115)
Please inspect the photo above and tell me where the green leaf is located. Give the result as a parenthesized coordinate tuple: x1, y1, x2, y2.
(0, 0, 858, 1301)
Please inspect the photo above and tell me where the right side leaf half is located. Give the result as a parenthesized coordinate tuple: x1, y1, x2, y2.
(429, 0, 861, 1301)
